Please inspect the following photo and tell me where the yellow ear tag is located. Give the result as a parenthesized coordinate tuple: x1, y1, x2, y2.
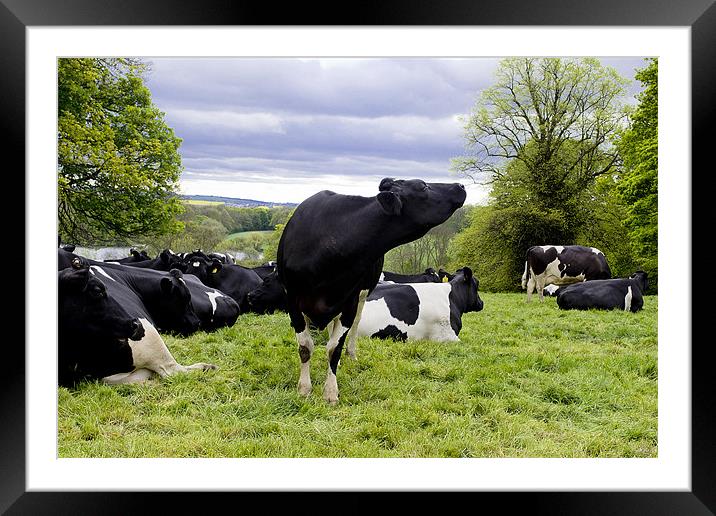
(211, 267, 218, 274)
(442, 276, 448, 283)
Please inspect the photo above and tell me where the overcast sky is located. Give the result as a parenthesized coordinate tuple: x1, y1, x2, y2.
(143, 57, 648, 206)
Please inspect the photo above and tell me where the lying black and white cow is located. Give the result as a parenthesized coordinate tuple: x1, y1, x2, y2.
(352, 267, 483, 344)
(181, 273, 241, 330)
(58, 266, 217, 387)
(278, 177, 466, 404)
(86, 261, 202, 336)
(521, 245, 611, 302)
(379, 268, 441, 283)
(556, 271, 648, 312)
(183, 256, 263, 313)
(246, 270, 287, 314)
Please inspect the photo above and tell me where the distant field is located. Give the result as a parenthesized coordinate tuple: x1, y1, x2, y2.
(183, 200, 224, 206)
(58, 293, 657, 458)
(225, 230, 273, 240)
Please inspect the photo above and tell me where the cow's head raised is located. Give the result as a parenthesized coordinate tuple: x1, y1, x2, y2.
(377, 178, 466, 234)
(58, 267, 144, 341)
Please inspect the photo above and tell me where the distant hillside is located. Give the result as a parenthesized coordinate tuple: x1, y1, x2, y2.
(181, 195, 298, 208)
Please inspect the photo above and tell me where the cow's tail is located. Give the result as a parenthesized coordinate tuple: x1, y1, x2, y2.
(521, 259, 529, 290)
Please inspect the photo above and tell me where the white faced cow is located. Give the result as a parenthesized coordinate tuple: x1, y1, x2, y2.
(521, 245, 611, 302)
(352, 267, 483, 345)
(277, 177, 466, 404)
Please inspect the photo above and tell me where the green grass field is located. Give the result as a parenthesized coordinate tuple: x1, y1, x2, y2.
(58, 293, 657, 458)
(225, 230, 273, 240)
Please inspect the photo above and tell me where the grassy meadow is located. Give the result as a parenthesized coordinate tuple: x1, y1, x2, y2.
(58, 293, 658, 458)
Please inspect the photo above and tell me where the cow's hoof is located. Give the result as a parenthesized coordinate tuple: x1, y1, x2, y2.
(323, 392, 339, 405)
(201, 363, 218, 371)
(323, 378, 339, 404)
(298, 381, 312, 397)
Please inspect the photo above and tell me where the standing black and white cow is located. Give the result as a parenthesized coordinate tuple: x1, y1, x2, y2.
(277, 177, 466, 404)
(521, 245, 611, 302)
(352, 267, 483, 344)
(183, 256, 263, 313)
(58, 266, 217, 387)
(379, 268, 441, 283)
(556, 271, 649, 312)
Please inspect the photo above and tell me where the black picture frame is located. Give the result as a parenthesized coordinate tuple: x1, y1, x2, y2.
(4, 0, 712, 513)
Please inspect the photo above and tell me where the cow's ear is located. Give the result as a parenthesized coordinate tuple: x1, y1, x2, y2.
(210, 259, 222, 274)
(377, 191, 402, 215)
(379, 177, 396, 191)
(462, 267, 473, 281)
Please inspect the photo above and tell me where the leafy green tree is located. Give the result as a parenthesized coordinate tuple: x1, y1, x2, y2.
(448, 58, 632, 289)
(615, 58, 658, 289)
(58, 58, 184, 244)
(452, 58, 629, 196)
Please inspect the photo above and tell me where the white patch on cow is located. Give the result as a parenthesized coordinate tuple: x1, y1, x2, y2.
(192, 261, 200, 267)
(357, 283, 458, 342)
(168, 249, 175, 254)
(205, 289, 223, 315)
(379, 272, 385, 282)
(297, 321, 315, 397)
(540, 245, 564, 254)
(89, 265, 116, 282)
(591, 247, 603, 255)
(102, 368, 155, 384)
(123, 318, 217, 378)
(544, 284, 560, 295)
(624, 286, 633, 312)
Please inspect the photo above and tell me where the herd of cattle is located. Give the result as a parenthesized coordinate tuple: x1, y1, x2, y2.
(57, 177, 650, 404)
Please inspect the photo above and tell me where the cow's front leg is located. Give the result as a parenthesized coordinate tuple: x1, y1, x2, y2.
(127, 319, 217, 377)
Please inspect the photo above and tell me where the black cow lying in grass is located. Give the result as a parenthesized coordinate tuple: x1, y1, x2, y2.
(58, 267, 217, 387)
(556, 271, 649, 312)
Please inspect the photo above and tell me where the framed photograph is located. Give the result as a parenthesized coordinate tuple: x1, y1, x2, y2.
(6, 0, 712, 512)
